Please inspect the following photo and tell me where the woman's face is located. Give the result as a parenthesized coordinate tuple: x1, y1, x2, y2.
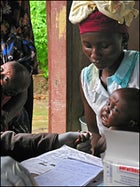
(81, 32, 123, 70)
(100, 90, 129, 128)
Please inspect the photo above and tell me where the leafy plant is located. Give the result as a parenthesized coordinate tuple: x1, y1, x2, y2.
(30, 1, 48, 78)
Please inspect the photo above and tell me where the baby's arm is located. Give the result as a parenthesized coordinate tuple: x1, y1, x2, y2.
(2, 90, 28, 125)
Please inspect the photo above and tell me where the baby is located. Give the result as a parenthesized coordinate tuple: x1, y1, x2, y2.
(100, 88, 139, 132)
(1, 61, 31, 96)
(0, 61, 31, 132)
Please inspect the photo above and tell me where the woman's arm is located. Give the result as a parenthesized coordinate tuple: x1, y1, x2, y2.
(80, 82, 101, 155)
(0, 131, 58, 162)
(0, 131, 91, 162)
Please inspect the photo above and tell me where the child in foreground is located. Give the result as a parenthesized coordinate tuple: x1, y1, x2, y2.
(100, 88, 139, 132)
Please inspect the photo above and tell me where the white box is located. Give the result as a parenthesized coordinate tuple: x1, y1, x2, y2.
(103, 130, 139, 186)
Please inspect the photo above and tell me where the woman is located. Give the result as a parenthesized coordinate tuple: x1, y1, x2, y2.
(69, 1, 139, 156)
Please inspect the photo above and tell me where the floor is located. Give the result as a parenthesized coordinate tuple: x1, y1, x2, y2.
(32, 74, 49, 133)
(32, 98, 48, 133)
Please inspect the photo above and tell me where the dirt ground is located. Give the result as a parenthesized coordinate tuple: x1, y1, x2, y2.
(32, 74, 49, 133)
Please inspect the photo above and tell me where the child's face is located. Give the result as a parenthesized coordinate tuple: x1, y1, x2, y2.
(100, 90, 130, 128)
(0, 63, 13, 89)
(0, 62, 18, 96)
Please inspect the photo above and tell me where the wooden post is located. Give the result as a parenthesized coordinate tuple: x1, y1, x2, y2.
(47, 1, 67, 133)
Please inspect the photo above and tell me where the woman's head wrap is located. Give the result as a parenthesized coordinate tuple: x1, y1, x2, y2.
(69, 1, 139, 34)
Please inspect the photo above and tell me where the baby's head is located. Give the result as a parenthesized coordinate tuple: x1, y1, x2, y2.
(0, 61, 31, 96)
(100, 88, 139, 132)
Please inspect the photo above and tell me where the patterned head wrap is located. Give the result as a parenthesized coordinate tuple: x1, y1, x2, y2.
(69, 1, 139, 34)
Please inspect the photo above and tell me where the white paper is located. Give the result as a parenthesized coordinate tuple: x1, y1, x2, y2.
(35, 158, 103, 186)
(21, 145, 103, 175)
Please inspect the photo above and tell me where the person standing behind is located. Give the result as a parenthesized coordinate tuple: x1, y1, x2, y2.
(69, 1, 139, 156)
(1, 0, 37, 132)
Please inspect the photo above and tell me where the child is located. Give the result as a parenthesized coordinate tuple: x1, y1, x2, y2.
(100, 88, 139, 132)
(1, 61, 31, 132)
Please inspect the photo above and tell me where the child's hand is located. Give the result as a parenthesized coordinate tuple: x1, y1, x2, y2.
(57, 131, 92, 154)
(75, 131, 92, 154)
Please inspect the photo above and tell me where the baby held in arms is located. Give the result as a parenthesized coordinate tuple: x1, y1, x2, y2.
(100, 88, 139, 132)
(0, 61, 31, 132)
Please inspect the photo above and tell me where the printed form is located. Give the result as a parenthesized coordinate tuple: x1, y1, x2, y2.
(21, 145, 103, 186)
(35, 158, 102, 186)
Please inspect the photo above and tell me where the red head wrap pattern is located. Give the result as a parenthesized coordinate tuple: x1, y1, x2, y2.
(79, 10, 128, 34)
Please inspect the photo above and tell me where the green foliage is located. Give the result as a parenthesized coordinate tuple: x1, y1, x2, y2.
(30, 1, 48, 78)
